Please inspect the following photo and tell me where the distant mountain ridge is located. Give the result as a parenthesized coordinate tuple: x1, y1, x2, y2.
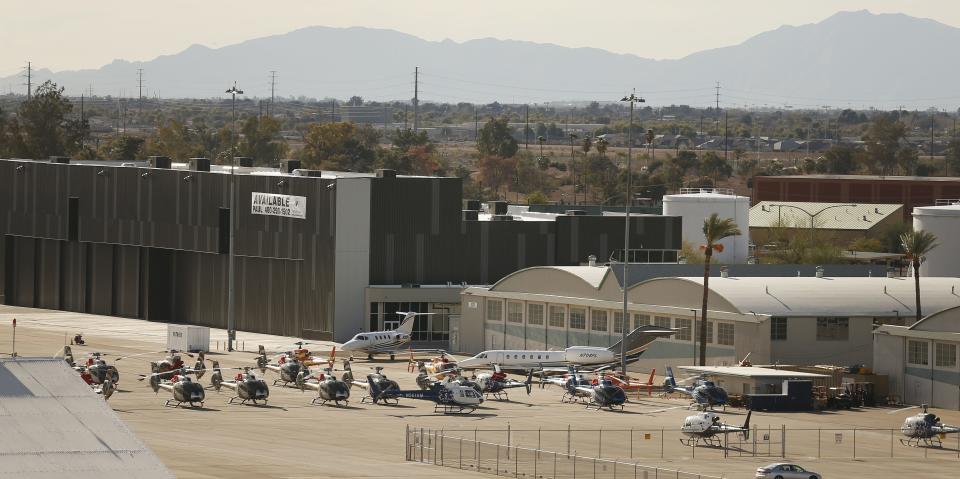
(4, 10, 958, 107)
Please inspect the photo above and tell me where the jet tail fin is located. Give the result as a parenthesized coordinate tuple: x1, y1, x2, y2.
(395, 312, 417, 335)
(608, 325, 676, 357)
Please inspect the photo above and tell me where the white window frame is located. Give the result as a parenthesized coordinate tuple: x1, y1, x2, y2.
(908, 340, 929, 366)
(935, 342, 957, 368)
(486, 299, 503, 323)
(506, 301, 523, 323)
(569, 307, 587, 330)
(590, 310, 608, 332)
(527, 303, 545, 326)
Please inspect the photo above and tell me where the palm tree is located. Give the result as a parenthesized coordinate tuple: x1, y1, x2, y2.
(699, 213, 741, 366)
(900, 230, 939, 323)
(595, 137, 608, 159)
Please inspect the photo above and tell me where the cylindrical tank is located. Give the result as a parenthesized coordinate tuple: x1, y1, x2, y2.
(912, 204, 960, 276)
(662, 189, 750, 264)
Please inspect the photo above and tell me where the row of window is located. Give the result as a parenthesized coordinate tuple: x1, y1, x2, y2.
(770, 317, 850, 341)
(908, 340, 958, 368)
(486, 299, 735, 345)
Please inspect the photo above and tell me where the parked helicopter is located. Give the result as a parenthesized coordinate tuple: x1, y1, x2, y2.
(345, 364, 401, 404)
(257, 349, 310, 387)
(209, 361, 270, 405)
(563, 373, 628, 411)
(296, 367, 351, 407)
(418, 353, 459, 380)
(256, 343, 337, 369)
(56, 347, 118, 399)
(892, 404, 960, 447)
(117, 349, 206, 378)
(664, 367, 729, 410)
(472, 366, 534, 401)
(365, 373, 484, 414)
(680, 411, 752, 446)
(140, 367, 206, 408)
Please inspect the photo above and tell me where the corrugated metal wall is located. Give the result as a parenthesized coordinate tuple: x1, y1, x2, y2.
(0, 160, 336, 339)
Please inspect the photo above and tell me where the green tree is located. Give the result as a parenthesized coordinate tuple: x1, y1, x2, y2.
(477, 118, 518, 158)
(239, 116, 288, 163)
(9, 81, 87, 158)
(526, 191, 549, 205)
(298, 121, 377, 171)
(822, 145, 860, 174)
(699, 152, 732, 180)
(699, 214, 741, 365)
(863, 117, 906, 174)
(946, 139, 960, 175)
(391, 128, 430, 150)
(900, 230, 939, 323)
(105, 136, 145, 162)
(595, 137, 608, 158)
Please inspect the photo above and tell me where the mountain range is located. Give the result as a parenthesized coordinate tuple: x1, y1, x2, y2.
(4, 10, 958, 108)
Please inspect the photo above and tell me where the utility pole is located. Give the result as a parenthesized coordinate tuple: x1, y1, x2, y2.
(619, 90, 645, 377)
(269, 71, 277, 116)
(224, 82, 243, 353)
(723, 111, 729, 161)
(715, 81, 720, 111)
(474, 105, 479, 144)
(137, 68, 144, 112)
(25, 61, 31, 98)
(403, 104, 408, 130)
(413, 66, 420, 132)
(525, 104, 529, 150)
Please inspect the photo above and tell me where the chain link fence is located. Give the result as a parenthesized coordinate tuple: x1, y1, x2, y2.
(405, 425, 960, 466)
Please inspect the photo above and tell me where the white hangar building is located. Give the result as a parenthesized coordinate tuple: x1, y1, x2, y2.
(874, 305, 960, 410)
(459, 266, 960, 372)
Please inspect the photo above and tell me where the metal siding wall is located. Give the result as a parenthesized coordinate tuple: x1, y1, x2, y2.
(12, 237, 36, 306)
(113, 245, 140, 318)
(87, 243, 114, 315)
(60, 241, 87, 312)
(36, 239, 61, 309)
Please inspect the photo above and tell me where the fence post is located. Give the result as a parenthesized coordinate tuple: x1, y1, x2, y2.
(568, 424, 572, 457)
(496, 444, 500, 476)
(476, 428, 480, 469)
(593, 457, 597, 479)
(573, 451, 577, 478)
(434, 429, 439, 465)
(817, 428, 821, 458)
(630, 428, 634, 458)
(781, 424, 786, 458)
(440, 431, 444, 466)
(516, 445, 519, 478)
(852, 428, 856, 459)
(420, 428, 424, 462)
(460, 437, 463, 470)
(890, 429, 893, 458)
(723, 431, 728, 458)
(507, 424, 511, 460)
(599, 428, 603, 458)
(405, 425, 410, 461)
(752, 425, 757, 456)
(554, 451, 558, 479)
(534, 448, 538, 479)
(660, 429, 664, 458)
(539, 427, 542, 453)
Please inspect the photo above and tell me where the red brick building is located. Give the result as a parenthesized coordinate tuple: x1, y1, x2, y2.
(752, 175, 960, 219)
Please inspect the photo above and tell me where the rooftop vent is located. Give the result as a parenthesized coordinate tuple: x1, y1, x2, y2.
(565, 210, 587, 216)
(189, 157, 210, 172)
(280, 159, 301, 174)
(487, 201, 508, 215)
(376, 169, 397, 179)
(234, 157, 254, 168)
(48, 156, 70, 164)
(588, 254, 597, 267)
(462, 210, 479, 221)
(292, 169, 323, 177)
(147, 156, 171, 169)
(816, 265, 824, 278)
(720, 266, 729, 278)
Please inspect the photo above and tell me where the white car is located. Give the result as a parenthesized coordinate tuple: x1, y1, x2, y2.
(755, 463, 821, 479)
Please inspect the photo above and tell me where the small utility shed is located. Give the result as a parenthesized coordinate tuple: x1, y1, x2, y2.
(750, 201, 903, 246)
(678, 365, 829, 396)
(873, 305, 960, 410)
(0, 358, 172, 478)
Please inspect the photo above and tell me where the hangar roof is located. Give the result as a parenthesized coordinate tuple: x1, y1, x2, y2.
(0, 358, 172, 478)
(750, 201, 902, 231)
(678, 365, 828, 379)
(660, 276, 960, 318)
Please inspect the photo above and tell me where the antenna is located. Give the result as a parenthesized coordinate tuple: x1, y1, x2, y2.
(23, 61, 31, 98)
(269, 70, 277, 116)
(137, 68, 144, 112)
(413, 66, 419, 132)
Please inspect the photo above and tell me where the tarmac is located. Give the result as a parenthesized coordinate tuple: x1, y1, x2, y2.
(2, 305, 959, 478)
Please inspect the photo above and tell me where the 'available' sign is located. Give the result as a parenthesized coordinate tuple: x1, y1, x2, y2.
(251, 192, 306, 219)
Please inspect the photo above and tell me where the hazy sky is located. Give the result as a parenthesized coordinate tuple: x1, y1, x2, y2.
(4, 0, 959, 76)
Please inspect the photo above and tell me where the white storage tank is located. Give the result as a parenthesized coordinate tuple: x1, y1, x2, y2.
(912, 203, 960, 276)
(662, 188, 750, 264)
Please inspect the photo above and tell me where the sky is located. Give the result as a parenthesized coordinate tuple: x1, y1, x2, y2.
(3, 0, 960, 76)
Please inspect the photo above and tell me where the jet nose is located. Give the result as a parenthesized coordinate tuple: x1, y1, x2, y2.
(341, 340, 358, 351)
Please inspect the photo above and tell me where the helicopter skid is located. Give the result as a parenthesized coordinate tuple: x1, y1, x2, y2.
(361, 395, 400, 405)
(901, 436, 943, 448)
(228, 396, 268, 406)
(435, 404, 476, 414)
(680, 436, 722, 447)
(585, 402, 624, 412)
(164, 399, 204, 408)
(485, 392, 509, 401)
(561, 393, 587, 404)
(312, 397, 349, 407)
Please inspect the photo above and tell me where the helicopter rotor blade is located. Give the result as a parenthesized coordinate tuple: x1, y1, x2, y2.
(887, 405, 921, 414)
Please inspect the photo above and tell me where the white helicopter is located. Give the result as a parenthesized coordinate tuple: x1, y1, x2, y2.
(680, 411, 752, 447)
(891, 404, 960, 447)
(209, 362, 271, 406)
(341, 312, 437, 360)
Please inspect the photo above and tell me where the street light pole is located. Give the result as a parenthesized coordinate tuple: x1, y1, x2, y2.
(225, 82, 244, 352)
(619, 91, 645, 376)
(691, 309, 698, 365)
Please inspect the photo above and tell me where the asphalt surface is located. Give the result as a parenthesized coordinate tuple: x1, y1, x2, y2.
(2, 305, 959, 478)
